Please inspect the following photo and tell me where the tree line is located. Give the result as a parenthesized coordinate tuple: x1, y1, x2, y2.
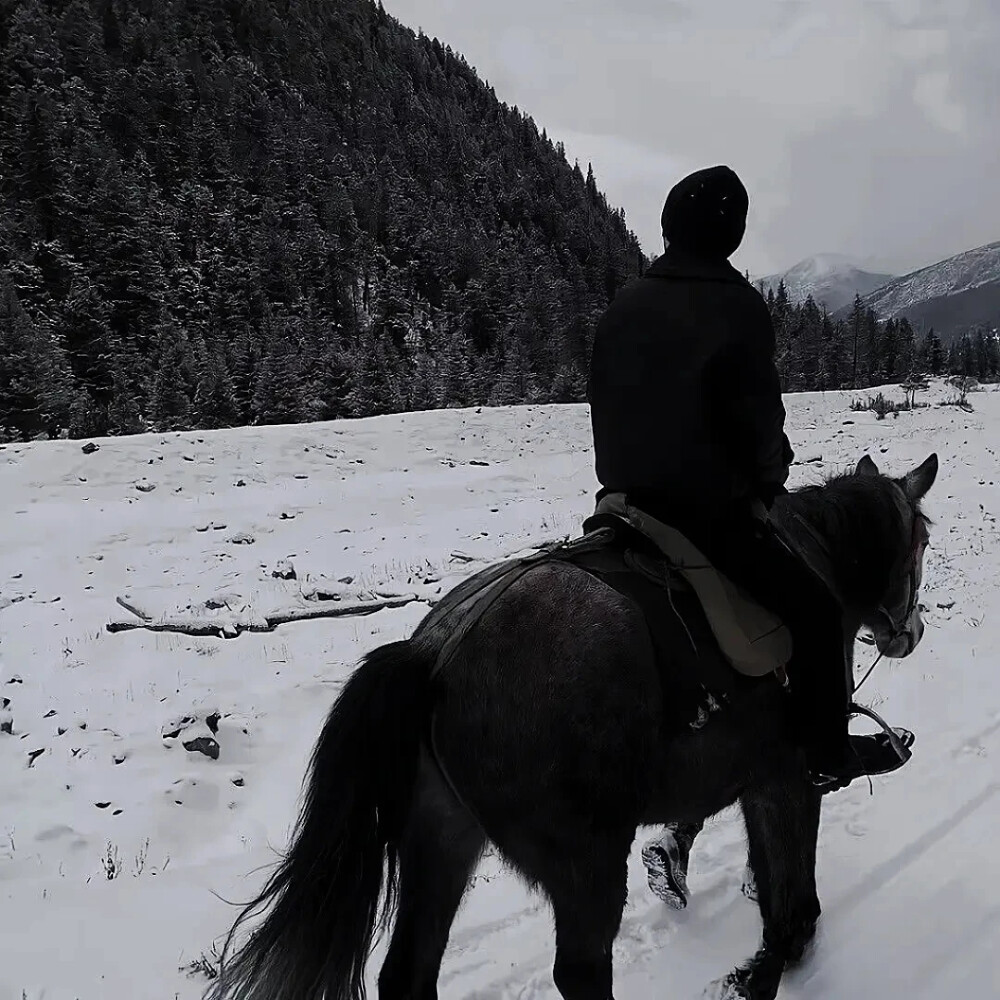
(762, 284, 999, 393)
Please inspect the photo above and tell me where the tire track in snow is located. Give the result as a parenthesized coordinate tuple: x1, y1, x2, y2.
(828, 780, 1000, 917)
(951, 712, 1000, 758)
(909, 898, 1000, 989)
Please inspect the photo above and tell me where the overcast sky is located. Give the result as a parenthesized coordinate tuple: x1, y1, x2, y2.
(384, 0, 999, 279)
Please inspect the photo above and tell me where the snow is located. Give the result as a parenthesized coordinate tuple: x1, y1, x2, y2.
(2, 382, 1000, 1000)
(785, 253, 858, 278)
(862, 240, 1000, 319)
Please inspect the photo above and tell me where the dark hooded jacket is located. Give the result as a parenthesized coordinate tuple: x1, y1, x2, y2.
(587, 165, 793, 527)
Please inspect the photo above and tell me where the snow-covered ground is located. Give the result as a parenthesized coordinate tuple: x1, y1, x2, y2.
(2, 381, 999, 1000)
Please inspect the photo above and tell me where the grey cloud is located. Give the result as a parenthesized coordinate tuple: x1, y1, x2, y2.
(385, 0, 1000, 277)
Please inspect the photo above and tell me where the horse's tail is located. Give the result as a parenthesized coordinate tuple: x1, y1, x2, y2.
(208, 639, 432, 1000)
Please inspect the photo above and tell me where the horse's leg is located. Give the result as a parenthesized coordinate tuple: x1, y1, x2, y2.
(744, 777, 822, 964)
(494, 827, 632, 1000)
(378, 749, 486, 1000)
(542, 832, 633, 1000)
(708, 777, 821, 1000)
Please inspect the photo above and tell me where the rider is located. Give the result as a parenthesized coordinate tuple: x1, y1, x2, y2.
(587, 164, 908, 790)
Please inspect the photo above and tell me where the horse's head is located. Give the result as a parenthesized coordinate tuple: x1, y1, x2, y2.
(854, 452, 938, 658)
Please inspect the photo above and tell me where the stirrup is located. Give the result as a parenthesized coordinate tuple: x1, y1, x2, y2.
(811, 704, 914, 793)
(849, 702, 914, 765)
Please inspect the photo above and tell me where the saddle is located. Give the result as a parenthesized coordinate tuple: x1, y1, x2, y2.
(582, 493, 793, 677)
(425, 497, 793, 728)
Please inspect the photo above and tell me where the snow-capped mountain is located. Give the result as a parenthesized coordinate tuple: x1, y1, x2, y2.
(848, 240, 1000, 343)
(756, 253, 894, 313)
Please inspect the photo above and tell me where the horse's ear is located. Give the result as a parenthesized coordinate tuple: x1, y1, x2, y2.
(901, 453, 939, 501)
(856, 454, 880, 477)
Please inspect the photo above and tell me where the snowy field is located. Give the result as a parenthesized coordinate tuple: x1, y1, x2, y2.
(2, 380, 999, 1000)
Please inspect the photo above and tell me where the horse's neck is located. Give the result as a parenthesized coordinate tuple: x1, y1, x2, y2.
(773, 498, 854, 609)
(777, 483, 900, 617)
(774, 503, 835, 567)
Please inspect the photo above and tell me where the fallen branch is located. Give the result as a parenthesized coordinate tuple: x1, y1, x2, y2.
(116, 595, 153, 621)
(105, 539, 559, 641)
(106, 593, 426, 638)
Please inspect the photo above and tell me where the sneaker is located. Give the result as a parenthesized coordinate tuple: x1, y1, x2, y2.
(641, 824, 698, 909)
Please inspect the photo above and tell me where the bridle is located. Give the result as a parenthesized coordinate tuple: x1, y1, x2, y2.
(782, 495, 929, 694)
(855, 504, 929, 693)
(869, 506, 928, 645)
(780, 492, 929, 783)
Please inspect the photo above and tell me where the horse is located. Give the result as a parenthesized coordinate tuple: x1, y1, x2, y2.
(207, 452, 938, 1000)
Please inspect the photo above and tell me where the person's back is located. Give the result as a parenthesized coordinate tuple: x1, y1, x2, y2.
(587, 164, 910, 793)
(589, 245, 788, 530)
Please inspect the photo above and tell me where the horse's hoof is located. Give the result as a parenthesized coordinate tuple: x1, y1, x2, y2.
(701, 973, 749, 1000)
(704, 951, 783, 1000)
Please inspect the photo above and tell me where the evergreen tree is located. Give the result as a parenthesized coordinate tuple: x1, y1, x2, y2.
(848, 294, 865, 388)
(56, 274, 116, 415)
(897, 317, 916, 377)
(147, 313, 198, 431)
(0, 273, 80, 439)
(918, 329, 946, 375)
(880, 318, 899, 383)
(818, 310, 847, 389)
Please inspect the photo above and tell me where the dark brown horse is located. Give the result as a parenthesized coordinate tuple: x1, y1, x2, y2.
(208, 453, 938, 1000)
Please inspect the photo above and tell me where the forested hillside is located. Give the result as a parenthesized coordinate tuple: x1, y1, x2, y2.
(0, 0, 644, 439)
(1, 0, 995, 443)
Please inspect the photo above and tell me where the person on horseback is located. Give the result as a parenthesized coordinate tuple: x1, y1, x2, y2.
(587, 164, 910, 792)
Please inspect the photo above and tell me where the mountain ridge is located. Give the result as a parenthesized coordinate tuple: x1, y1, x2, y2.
(840, 240, 1000, 343)
(756, 254, 894, 313)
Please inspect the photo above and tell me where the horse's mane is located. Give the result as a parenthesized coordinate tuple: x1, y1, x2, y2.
(775, 471, 927, 607)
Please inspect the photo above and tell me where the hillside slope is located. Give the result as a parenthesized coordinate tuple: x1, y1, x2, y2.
(840, 241, 1000, 343)
(0, 0, 644, 439)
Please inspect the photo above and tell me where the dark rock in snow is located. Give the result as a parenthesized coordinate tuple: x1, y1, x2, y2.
(272, 559, 296, 579)
(184, 736, 220, 760)
(81, 442, 99, 454)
